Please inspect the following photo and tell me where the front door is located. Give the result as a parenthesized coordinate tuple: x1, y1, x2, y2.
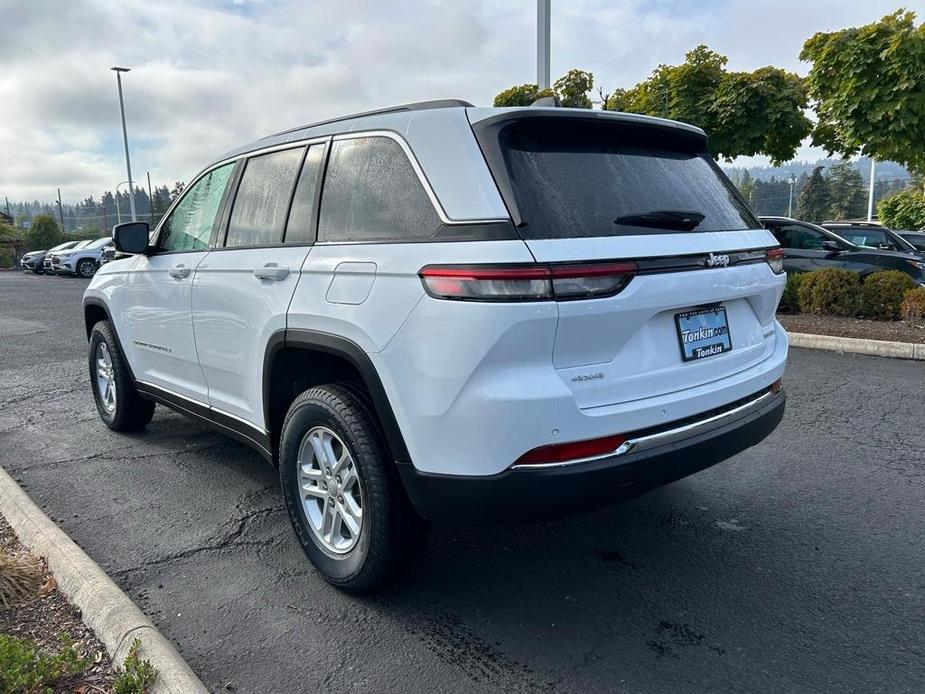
(112, 162, 236, 404)
(192, 144, 326, 429)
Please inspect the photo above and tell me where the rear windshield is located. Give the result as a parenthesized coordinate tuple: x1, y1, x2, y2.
(485, 118, 759, 239)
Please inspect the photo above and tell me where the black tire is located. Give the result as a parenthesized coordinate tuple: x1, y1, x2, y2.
(279, 383, 427, 593)
(88, 320, 155, 431)
(76, 259, 97, 278)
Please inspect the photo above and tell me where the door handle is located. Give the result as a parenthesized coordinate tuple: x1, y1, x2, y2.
(253, 263, 289, 281)
(168, 264, 191, 279)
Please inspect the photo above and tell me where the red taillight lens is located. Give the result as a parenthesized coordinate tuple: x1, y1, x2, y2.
(515, 433, 628, 466)
(419, 262, 637, 302)
(766, 248, 785, 274)
(770, 378, 782, 394)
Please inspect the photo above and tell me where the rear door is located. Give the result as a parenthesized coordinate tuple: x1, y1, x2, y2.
(191, 143, 326, 429)
(472, 114, 783, 409)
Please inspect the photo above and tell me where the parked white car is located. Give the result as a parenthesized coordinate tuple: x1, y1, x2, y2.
(83, 100, 788, 591)
(51, 237, 113, 277)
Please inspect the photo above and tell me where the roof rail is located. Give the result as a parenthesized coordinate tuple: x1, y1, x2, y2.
(260, 99, 475, 140)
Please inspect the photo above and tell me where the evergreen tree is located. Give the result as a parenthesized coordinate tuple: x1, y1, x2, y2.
(797, 166, 832, 222)
(826, 161, 867, 220)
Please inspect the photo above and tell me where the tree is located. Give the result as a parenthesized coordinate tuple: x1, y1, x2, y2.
(24, 214, 62, 251)
(800, 11, 925, 188)
(797, 167, 833, 223)
(494, 84, 548, 107)
(170, 181, 186, 201)
(606, 45, 812, 164)
(826, 161, 867, 220)
(554, 69, 594, 108)
(878, 189, 925, 230)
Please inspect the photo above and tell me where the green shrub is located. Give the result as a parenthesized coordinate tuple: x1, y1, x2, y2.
(901, 286, 925, 326)
(781, 272, 805, 312)
(858, 270, 915, 320)
(113, 638, 157, 694)
(877, 188, 925, 231)
(0, 247, 13, 269)
(0, 633, 87, 693)
(797, 268, 860, 316)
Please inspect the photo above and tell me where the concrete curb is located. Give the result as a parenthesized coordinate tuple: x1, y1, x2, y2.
(789, 331, 925, 361)
(0, 466, 208, 694)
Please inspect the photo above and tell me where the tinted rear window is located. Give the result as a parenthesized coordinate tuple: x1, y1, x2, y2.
(489, 118, 759, 239)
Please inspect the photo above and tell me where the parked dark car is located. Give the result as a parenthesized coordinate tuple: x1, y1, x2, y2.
(759, 216, 925, 286)
(897, 231, 925, 252)
(822, 221, 925, 258)
(20, 240, 81, 274)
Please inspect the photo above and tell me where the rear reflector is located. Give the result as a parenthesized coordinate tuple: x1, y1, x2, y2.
(770, 378, 782, 394)
(766, 248, 785, 274)
(419, 262, 637, 302)
(514, 433, 628, 466)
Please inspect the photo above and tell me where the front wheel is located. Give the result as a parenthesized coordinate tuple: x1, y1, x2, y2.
(88, 321, 155, 431)
(77, 259, 97, 278)
(279, 384, 426, 593)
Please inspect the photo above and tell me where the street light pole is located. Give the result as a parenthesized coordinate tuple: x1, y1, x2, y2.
(115, 181, 130, 224)
(867, 158, 877, 222)
(111, 66, 137, 222)
(537, 0, 550, 90)
(788, 173, 797, 218)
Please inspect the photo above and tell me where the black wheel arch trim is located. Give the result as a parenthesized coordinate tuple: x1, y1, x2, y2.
(82, 297, 137, 384)
(264, 328, 411, 464)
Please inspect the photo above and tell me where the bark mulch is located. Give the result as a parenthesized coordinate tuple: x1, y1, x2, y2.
(0, 513, 116, 693)
(778, 313, 925, 345)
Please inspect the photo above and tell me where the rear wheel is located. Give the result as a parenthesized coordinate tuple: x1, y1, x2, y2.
(279, 384, 426, 593)
(88, 321, 155, 431)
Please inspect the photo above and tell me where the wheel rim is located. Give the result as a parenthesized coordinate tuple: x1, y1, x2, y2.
(297, 426, 363, 554)
(95, 343, 116, 414)
(79, 261, 95, 277)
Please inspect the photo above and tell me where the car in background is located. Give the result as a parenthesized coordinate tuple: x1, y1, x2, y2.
(97, 242, 127, 266)
(821, 221, 925, 258)
(897, 231, 925, 252)
(47, 240, 91, 274)
(20, 241, 81, 274)
(50, 238, 112, 277)
(759, 216, 925, 286)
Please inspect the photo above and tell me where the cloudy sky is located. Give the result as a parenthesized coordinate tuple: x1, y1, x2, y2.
(0, 0, 913, 203)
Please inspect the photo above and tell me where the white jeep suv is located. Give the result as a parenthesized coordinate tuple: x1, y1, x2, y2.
(83, 100, 788, 592)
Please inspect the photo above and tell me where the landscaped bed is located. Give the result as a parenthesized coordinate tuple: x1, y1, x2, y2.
(0, 513, 155, 693)
(778, 312, 925, 344)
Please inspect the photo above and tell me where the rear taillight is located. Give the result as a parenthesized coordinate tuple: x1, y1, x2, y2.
(766, 248, 785, 274)
(514, 433, 630, 466)
(419, 261, 637, 302)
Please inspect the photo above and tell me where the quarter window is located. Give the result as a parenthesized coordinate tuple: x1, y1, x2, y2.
(158, 163, 234, 252)
(776, 224, 827, 250)
(226, 148, 305, 247)
(318, 136, 440, 243)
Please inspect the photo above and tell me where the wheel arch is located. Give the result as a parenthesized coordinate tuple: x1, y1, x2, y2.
(83, 298, 136, 382)
(263, 329, 411, 465)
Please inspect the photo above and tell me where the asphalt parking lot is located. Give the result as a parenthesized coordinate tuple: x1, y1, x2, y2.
(1, 270, 923, 693)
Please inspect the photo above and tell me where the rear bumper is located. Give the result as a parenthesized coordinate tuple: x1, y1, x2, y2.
(397, 387, 785, 523)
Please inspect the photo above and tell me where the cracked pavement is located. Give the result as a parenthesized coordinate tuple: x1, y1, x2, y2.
(1, 271, 923, 693)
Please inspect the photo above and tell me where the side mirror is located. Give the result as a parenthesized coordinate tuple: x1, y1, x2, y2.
(821, 240, 842, 253)
(112, 222, 150, 254)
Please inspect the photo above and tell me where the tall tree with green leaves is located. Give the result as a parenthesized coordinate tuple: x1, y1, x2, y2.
(801, 11, 925, 188)
(606, 45, 812, 164)
(554, 69, 594, 108)
(797, 167, 833, 223)
(826, 161, 867, 220)
(24, 214, 62, 251)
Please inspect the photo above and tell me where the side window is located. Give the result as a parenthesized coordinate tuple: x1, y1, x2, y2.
(284, 145, 326, 245)
(158, 163, 234, 253)
(225, 148, 305, 248)
(844, 229, 886, 248)
(779, 224, 825, 250)
(318, 136, 440, 243)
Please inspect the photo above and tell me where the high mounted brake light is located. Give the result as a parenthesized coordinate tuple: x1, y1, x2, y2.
(419, 262, 638, 302)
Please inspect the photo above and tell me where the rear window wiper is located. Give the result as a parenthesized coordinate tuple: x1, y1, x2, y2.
(614, 209, 706, 231)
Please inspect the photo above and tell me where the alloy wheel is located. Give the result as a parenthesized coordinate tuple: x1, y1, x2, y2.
(95, 342, 117, 414)
(297, 426, 363, 554)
